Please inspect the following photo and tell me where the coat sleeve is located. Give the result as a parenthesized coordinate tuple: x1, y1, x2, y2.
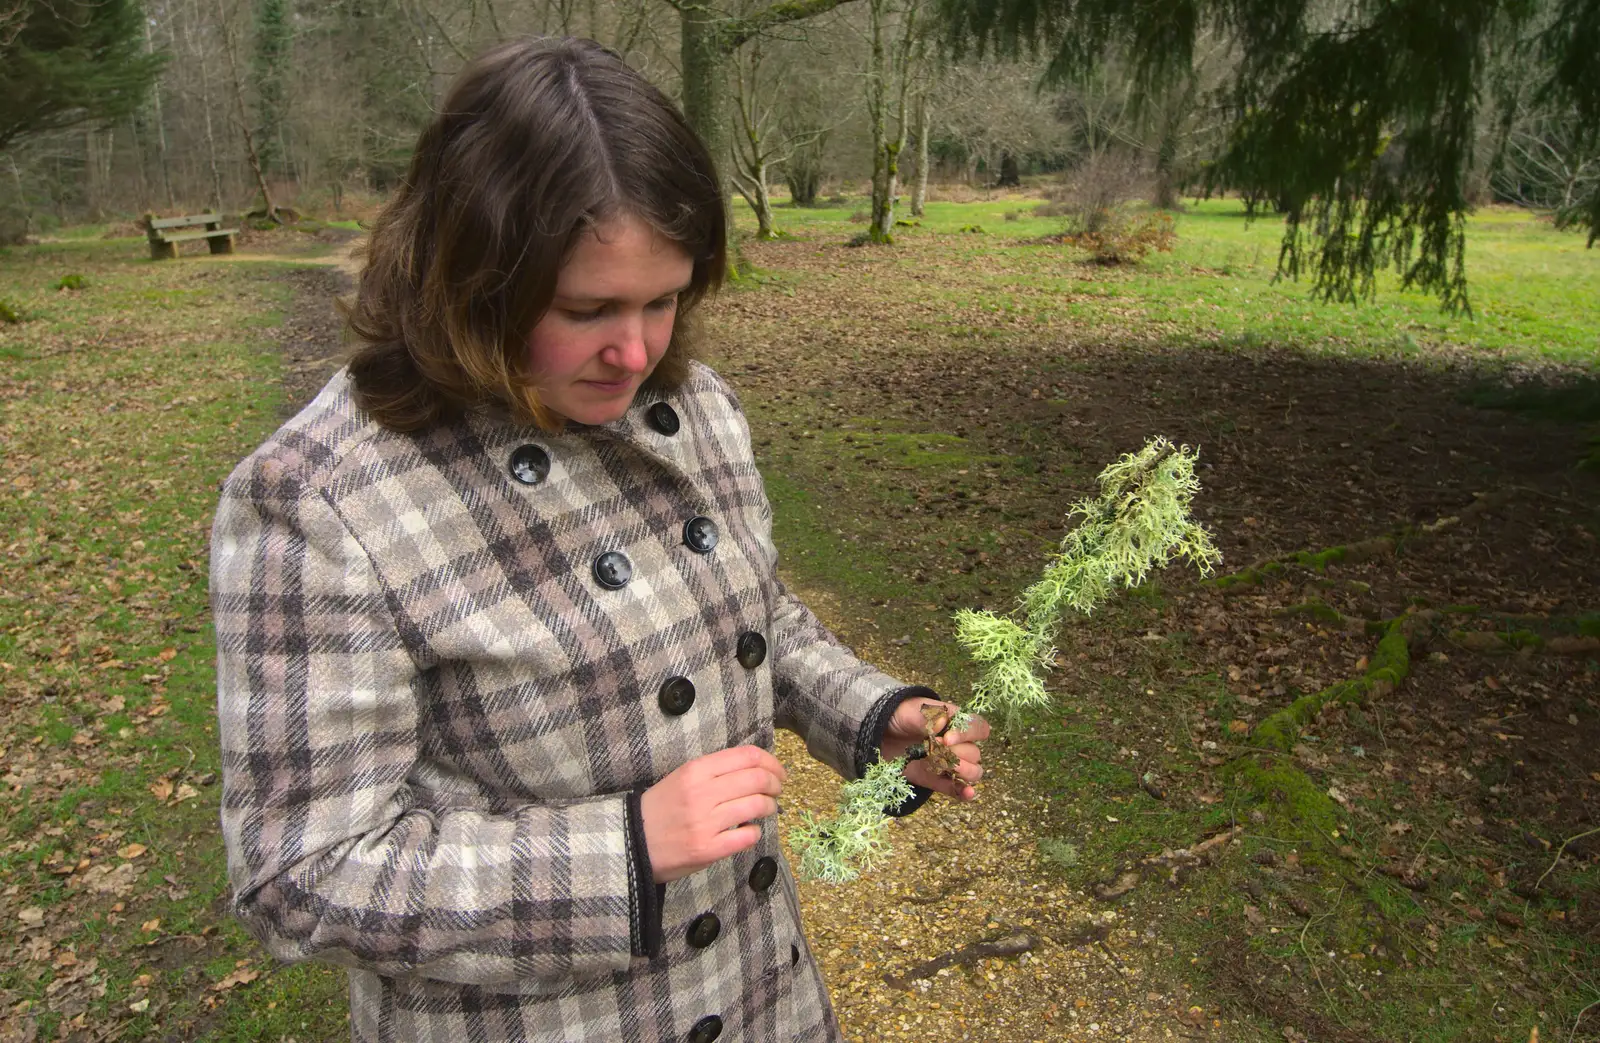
(210, 455, 652, 984)
(716, 393, 936, 788)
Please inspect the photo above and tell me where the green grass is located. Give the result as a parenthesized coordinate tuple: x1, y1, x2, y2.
(753, 194, 1600, 368)
(0, 238, 348, 1040)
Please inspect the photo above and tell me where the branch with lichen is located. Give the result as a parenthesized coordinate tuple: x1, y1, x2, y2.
(790, 437, 1218, 883)
(787, 757, 913, 883)
(956, 436, 1221, 728)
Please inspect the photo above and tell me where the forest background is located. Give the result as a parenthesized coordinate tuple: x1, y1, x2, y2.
(3, 0, 1596, 257)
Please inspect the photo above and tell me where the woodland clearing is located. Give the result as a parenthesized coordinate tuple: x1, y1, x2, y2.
(0, 195, 1596, 1042)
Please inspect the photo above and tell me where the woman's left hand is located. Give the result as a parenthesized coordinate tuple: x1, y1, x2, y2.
(879, 698, 990, 801)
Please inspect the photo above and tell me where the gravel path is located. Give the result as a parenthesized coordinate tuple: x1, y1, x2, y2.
(778, 585, 1215, 1043)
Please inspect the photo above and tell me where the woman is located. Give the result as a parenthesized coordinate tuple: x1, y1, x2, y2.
(210, 37, 988, 1043)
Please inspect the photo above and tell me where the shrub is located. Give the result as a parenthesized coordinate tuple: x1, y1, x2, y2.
(1003, 210, 1022, 222)
(960, 224, 985, 233)
(0, 298, 20, 324)
(53, 274, 86, 291)
(1068, 209, 1176, 265)
(847, 209, 869, 224)
(1049, 149, 1147, 236)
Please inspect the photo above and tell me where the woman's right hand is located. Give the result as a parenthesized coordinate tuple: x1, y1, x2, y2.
(639, 745, 786, 883)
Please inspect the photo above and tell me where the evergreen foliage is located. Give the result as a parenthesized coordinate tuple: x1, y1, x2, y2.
(0, 0, 167, 154)
(251, 0, 292, 176)
(938, 0, 1600, 311)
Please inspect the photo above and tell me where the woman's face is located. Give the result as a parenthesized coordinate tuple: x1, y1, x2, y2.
(526, 214, 695, 426)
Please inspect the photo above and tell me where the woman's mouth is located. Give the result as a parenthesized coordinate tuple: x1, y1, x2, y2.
(583, 377, 634, 394)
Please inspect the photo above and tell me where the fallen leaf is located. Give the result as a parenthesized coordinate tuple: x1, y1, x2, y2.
(174, 783, 200, 802)
(141, 919, 161, 933)
(149, 779, 174, 801)
(129, 998, 150, 1013)
(1387, 821, 1412, 835)
(211, 967, 261, 992)
(18, 907, 44, 927)
(117, 843, 148, 860)
(157, 647, 177, 662)
(1228, 719, 1251, 735)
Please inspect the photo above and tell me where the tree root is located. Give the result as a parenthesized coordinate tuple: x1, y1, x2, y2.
(1089, 825, 1246, 903)
(1250, 619, 1413, 753)
(882, 928, 1040, 989)
(1210, 490, 1512, 593)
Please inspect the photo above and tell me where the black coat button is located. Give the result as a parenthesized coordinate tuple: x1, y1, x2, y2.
(791, 943, 800, 965)
(683, 516, 719, 554)
(658, 676, 696, 716)
(736, 631, 767, 669)
(647, 401, 680, 436)
(687, 912, 721, 949)
(592, 551, 632, 590)
(688, 1015, 723, 1043)
(748, 855, 777, 892)
(508, 444, 550, 485)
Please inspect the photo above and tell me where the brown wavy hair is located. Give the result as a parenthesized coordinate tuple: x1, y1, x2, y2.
(343, 37, 727, 433)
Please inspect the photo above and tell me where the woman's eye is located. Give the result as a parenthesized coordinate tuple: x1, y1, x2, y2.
(566, 307, 606, 322)
(648, 296, 679, 312)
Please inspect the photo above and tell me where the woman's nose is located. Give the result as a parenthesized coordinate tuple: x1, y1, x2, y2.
(604, 314, 650, 373)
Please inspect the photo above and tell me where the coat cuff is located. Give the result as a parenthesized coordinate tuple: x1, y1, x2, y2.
(854, 685, 937, 818)
(625, 790, 666, 959)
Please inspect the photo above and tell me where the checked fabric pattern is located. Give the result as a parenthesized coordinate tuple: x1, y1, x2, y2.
(210, 362, 924, 1042)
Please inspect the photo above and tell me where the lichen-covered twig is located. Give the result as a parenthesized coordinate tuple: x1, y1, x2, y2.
(788, 757, 913, 884)
(955, 437, 1220, 727)
(791, 437, 1217, 883)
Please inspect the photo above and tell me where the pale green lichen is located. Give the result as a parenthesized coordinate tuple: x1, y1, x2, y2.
(959, 437, 1220, 724)
(788, 757, 913, 883)
(792, 437, 1217, 883)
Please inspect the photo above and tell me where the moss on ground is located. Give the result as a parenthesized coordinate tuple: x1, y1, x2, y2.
(1250, 621, 1411, 753)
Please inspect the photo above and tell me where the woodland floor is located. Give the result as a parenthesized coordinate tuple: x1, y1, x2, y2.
(0, 201, 1596, 1042)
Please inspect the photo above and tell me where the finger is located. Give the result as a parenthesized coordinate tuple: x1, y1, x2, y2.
(698, 822, 763, 865)
(904, 757, 975, 799)
(714, 794, 779, 831)
(951, 757, 983, 785)
(709, 766, 785, 803)
(703, 745, 787, 783)
(945, 741, 984, 766)
(944, 715, 991, 744)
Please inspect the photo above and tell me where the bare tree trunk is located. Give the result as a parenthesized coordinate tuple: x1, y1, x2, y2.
(179, 0, 227, 211)
(866, 0, 892, 241)
(218, 0, 277, 220)
(867, 0, 917, 243)
(911, 89, 929, 216)
(143, 15, 176, 210)
(7, 155, 32, 237)
(730, 39, 781, 240)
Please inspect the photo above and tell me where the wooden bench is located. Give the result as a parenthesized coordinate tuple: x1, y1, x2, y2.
(145, 213, 239, 260)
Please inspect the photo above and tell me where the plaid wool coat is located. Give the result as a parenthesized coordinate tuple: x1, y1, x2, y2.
(210, 362, 933, 1043)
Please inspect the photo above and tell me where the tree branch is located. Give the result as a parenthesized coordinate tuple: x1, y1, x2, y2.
(720, 0, 860, 54)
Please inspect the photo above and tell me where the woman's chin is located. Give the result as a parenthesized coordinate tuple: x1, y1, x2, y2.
(548, 395, 636, 427)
